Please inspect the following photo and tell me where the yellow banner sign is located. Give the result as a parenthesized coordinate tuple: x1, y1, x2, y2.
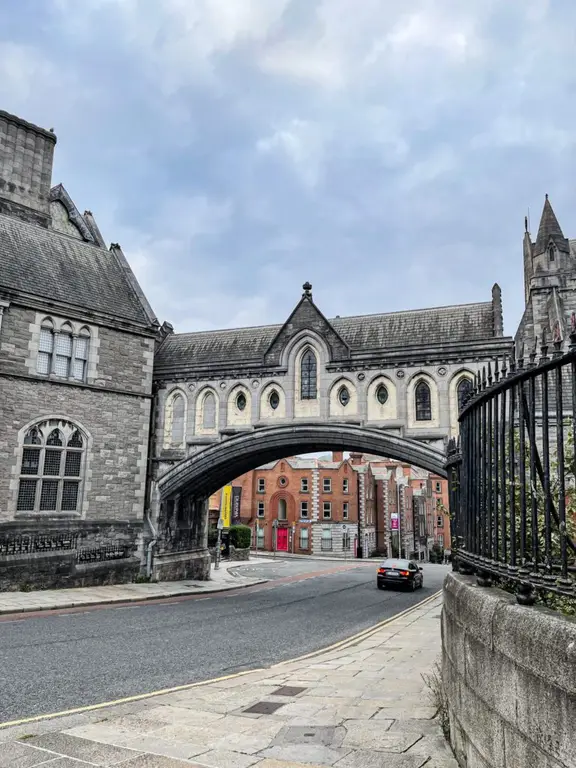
(220, 485, 232, 528)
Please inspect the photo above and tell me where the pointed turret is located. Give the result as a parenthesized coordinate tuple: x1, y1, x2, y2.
(534, 195, 569, 254)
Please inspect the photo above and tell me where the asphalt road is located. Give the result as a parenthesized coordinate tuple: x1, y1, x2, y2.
(0, 560, 449, 723)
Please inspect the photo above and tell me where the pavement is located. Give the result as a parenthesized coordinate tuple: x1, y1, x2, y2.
(0, 561, 267, 616)
(0, 591, 457, 767)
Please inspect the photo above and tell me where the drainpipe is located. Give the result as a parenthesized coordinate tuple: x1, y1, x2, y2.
(144, 378, 159, 579)
(145, 514, 157, 579)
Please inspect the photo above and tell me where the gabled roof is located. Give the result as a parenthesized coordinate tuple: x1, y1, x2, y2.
(0, 211, 157, 328)
(155, 299, 498, 372)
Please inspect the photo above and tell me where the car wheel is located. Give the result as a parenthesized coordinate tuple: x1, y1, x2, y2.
(410, 581, 416, 591)
(377, 582, 386, 590)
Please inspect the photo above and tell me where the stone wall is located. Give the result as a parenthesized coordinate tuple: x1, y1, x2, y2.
(442, 572, 576, 768)
(0, 520, 142, 590)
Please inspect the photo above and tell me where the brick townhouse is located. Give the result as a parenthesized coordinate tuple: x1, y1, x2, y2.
(210, 453, 449, 560)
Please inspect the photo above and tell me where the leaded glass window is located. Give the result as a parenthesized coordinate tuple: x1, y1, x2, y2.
(16, 421, 85, 513)
(36, 321, 90, 382)
(269, 390, 280, 410)
(415, 380, 432, 421)
(457, 378, 473, 412)
(301, 349, 317, 400)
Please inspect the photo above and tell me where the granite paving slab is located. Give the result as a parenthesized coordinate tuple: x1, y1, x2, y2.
(1, 595, 457, 768)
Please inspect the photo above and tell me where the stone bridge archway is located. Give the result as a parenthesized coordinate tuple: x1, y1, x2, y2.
(152, 423, 448, 581)
(158, 422, 447, 501)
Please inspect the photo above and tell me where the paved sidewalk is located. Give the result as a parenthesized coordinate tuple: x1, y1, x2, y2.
(0, 561, 268, 616)
(0, 592, 457, 767)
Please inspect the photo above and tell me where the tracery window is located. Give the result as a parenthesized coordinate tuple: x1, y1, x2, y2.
(415, 380, 432, 421)
(36, 320, 90, 382)
(300, 349, 318, 400)
(202, 392, 216, 429)
(457, 377, 473, 412)
(16, 420, 86, 513)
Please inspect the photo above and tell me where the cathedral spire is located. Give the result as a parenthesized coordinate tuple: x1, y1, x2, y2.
(534, 194, 566, 254)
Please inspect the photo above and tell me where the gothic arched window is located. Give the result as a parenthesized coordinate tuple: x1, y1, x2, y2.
(548, 244, 555, 262)
(202, 392, 216, 429)
(170, 394, 185, 445)
(415, 380, 432, 421)
(17, 420, 86, 513)
(301, 349, 318, 400)
(457, 377, 473, 412)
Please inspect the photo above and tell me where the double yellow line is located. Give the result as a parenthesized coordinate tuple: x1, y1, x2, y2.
(0, 590, 442, 730)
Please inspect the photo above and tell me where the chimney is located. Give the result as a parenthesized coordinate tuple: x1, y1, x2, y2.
(332, 451, 344, 463)
(0, 109, 57, 227)
(349, 452, 364, 465)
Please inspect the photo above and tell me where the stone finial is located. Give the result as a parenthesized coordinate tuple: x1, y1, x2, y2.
(302, 282, 312, 297)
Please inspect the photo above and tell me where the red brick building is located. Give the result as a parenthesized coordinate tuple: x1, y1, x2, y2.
(210, 453, 450, 560)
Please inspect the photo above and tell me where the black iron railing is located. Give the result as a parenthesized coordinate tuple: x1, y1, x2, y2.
(446, 320, 576, 605)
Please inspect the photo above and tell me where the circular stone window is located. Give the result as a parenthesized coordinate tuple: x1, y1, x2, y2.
(376, 384, 389, 405)
(338, 386, 350, 407)
(236, 392, 247, 411)
(279, 476, 288, 487)
(269, 390, 280, 410)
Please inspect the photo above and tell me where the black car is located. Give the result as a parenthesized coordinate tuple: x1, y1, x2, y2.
(377, 558, 423, 591)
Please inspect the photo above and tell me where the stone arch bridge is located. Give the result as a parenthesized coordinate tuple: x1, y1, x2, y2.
(150, 282, 512, 580)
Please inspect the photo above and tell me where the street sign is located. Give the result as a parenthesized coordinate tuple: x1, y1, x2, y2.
(217, 518, 224, 530)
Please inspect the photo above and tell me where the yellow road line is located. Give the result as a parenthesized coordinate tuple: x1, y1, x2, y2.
(0, 590, 442, 730)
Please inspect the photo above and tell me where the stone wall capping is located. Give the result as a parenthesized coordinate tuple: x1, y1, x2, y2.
(443, 572, 576, 768)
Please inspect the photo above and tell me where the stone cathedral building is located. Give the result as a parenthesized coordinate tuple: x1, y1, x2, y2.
(0, 107, 573, 589)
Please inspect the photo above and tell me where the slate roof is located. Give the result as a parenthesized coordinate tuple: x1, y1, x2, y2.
(155, 300, 497, 370)
(534, 196, 569, 254)
(0, 212, 155, 326)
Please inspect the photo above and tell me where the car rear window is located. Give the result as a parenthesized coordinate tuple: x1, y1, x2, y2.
(381, 560, 410, 569)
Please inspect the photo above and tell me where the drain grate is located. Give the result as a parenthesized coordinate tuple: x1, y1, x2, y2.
(243, 701, 286, 715)
(272, 686, 307, 697)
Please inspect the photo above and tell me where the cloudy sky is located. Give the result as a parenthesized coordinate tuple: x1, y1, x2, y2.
(1, 0, 574, 337)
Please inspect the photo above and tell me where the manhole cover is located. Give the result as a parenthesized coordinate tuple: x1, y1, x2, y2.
(272, 686, 307, 697)
(243, 701, 286, 715)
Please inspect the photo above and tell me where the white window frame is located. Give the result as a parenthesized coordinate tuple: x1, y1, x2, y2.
(300, 501, 309, 518)
(257, 501, 265, 518)
(323, 501, 332, 519)
(36, 319, 91, 383)
(300, 477, 309, 492)
(342, 478, 349, 494)
(323, 477, 332, 493)
(299, 527, 309, 549)
(257, 478, 265, 493)
(343, 502, 349, 519)
(321, 527, 333, 551)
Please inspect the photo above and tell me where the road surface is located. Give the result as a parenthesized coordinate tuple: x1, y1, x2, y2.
(0, 559, 449, 723)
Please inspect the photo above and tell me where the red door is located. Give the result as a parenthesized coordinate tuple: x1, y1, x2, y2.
(277, 527, 289, 551)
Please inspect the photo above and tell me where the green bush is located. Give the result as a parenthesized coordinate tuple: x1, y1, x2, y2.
(428, 544, 444, 564)
(229, 524, 252, 549)
(207, 528, 219, 548)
